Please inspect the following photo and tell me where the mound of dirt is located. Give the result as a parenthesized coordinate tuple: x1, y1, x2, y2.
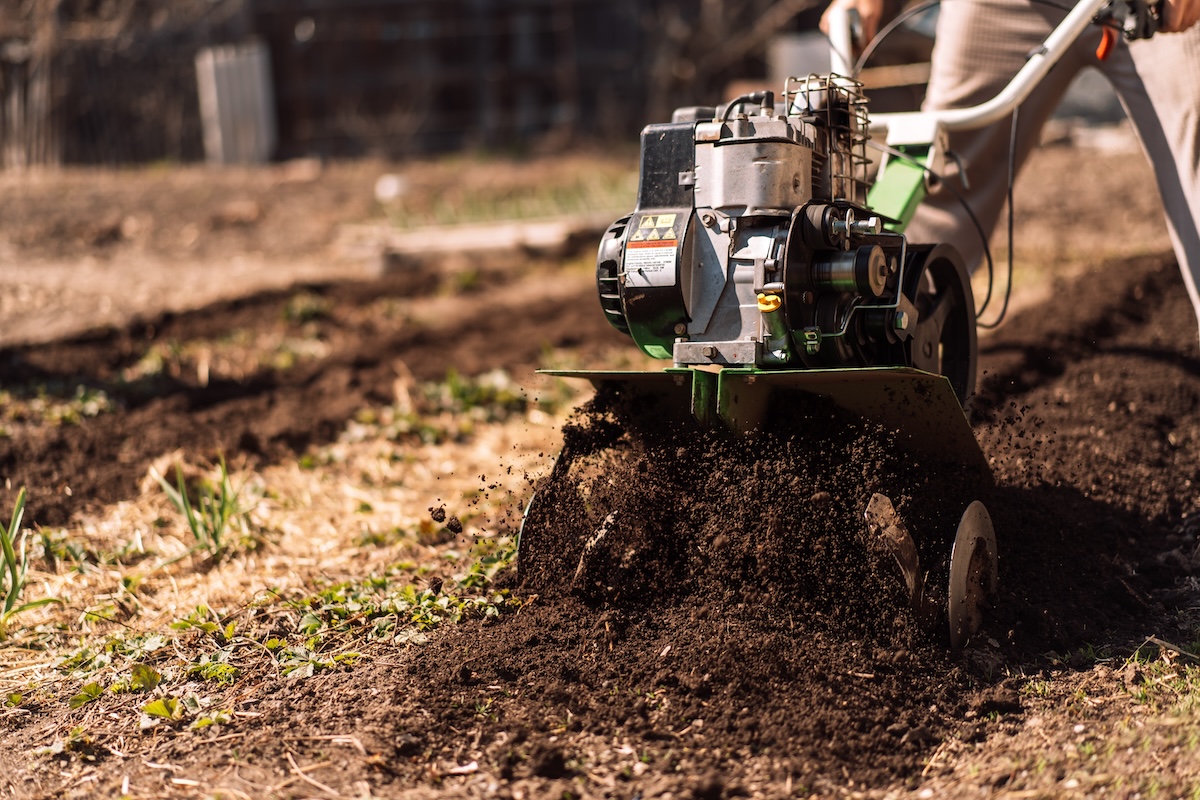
(519, 386, 988, 648)
(367, 386, 993, 790)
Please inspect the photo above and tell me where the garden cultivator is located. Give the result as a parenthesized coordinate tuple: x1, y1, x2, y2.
(521, 0, 1162, 648)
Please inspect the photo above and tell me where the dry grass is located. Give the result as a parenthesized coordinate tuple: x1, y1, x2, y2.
(916, 649, 1200, 797)
(0, 372, 583, 740)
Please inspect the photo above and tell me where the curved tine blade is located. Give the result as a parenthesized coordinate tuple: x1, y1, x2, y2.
(864, 493, 936, 627)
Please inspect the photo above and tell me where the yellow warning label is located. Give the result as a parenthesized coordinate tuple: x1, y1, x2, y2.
(634, 213, 679, 243)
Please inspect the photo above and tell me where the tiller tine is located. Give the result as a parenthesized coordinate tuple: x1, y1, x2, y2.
(541, 366, 987, 472)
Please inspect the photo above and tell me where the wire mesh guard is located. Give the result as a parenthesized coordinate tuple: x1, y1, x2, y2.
(784, 74, 871, 206)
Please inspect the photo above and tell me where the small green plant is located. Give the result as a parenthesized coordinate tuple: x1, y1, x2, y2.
(34, 726, 98, 760)
(68, 682, 104, 709)
(282, 291, 332, 324)
(0, 488, 63, 638)
(109, 664, 162, 694)
(277, 645, 360, 678)
(190, 708, 232, 730)
(187, 649, 240, 686)
(141, 696, 184, 720)
(0, 385, 112, 430)
(153, 460, 256, 560)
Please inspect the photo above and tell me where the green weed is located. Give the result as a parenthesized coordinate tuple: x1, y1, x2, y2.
(347, 369, 571, 446)
(190, 708, 232, 730)
(282, 291, 332, 324)
(34, 726, 98, 760)
(0, 488, 63, 638)
(377, 163, 636, 229)
(1119, 637, 1200, 711)
(141, 696, 184, 720)
(57, 630, 170, 679)
(0, 385, 112, 430)
(152, 459, 259, 560)
(68, 682, 104, 709)
(140, 694, 220, 732)
(171, 605, 237, 641)
(187, 649, 239, 685)
(277, 645, 360, 678)
(271, 538, 517, 651)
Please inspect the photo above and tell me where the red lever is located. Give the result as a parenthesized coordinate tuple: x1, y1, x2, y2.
(1097, 26, 1117, 60)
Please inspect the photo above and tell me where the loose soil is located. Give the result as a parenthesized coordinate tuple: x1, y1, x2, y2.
(2, 144, 1200, 798)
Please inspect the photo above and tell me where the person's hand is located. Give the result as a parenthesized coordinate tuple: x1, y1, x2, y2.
(1162, 0, 1200, 32)
(820, 0, 885, 46)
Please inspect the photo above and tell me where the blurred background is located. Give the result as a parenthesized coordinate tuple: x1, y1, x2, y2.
(0, 0, 958, 167)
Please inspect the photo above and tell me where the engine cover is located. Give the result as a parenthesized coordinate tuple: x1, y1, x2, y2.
(599, 78, 924, 371)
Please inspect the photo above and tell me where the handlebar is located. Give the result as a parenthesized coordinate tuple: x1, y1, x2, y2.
(822, 0, 1160, 137)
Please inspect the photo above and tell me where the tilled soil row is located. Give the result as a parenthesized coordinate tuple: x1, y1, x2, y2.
(0, 258, 628, 526)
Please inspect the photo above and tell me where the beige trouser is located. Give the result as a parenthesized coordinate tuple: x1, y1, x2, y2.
(905, 0, 1200, 337)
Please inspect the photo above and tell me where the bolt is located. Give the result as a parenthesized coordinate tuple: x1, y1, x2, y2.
(893, 310, 909, 331)
(674, 323, 687, 335)
(701, 345, 717, 358)
(851, 215, 882, 235)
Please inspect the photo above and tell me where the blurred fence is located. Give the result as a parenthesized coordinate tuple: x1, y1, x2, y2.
(196, 40, 276, 164)
(253, 0, 651, 159)
(0, 0, 819, 167)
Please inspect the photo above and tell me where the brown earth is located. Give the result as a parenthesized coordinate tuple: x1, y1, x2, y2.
(3, 141, 1200, 798)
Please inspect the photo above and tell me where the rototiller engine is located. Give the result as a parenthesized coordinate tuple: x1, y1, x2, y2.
(596, 77, 975, 405)
(574, 74, 988, 473)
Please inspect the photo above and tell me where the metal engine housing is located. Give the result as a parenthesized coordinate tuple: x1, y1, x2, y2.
(597, 77, 931, 373)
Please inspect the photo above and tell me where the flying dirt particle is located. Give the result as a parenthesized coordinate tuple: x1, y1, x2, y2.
(395, 733, 422, 756)
(967, 685, 1022, 716)
(427, 576, 443, 595)
(447, 517, 463, 534)
(530, 744, 571, 779)
(688, 773, 725, 800)
(429, 505, 446, 523)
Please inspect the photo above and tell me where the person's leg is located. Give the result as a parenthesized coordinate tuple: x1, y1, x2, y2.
(903, 1, 1095, 269)
(1104, 29, 1200, 340)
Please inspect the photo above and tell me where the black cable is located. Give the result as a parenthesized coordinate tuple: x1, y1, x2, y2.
(834, 0, 1114, 328)
(852, 0, 941, 76)
(977, 107, 1020, 329)
(847, 0, 1116, 75)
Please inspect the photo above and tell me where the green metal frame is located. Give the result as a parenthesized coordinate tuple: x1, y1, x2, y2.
(866, 144, 933, 233)
(541, 366, 988, 471)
